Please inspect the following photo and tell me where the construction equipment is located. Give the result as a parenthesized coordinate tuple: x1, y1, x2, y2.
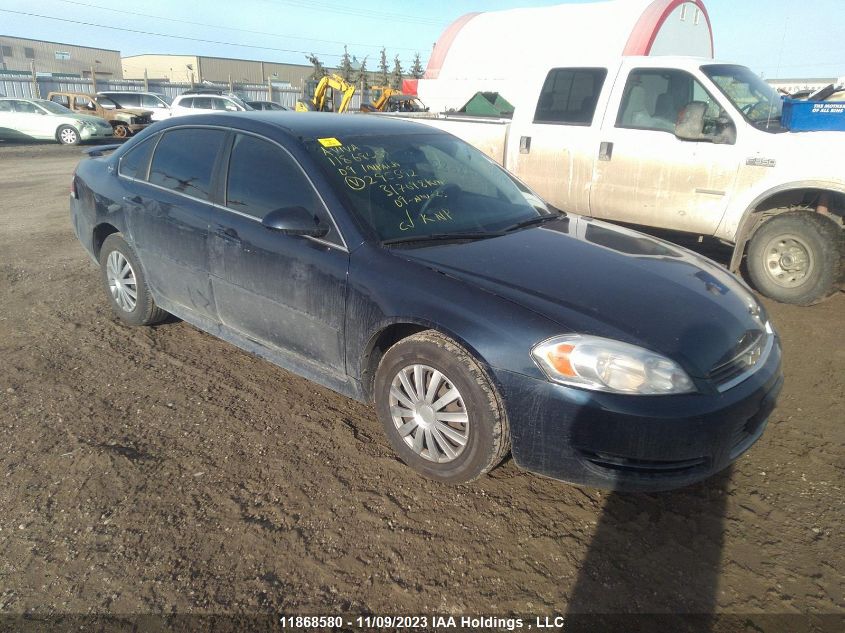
(360, 87, 428, 113)
(296, 74, 355, 113)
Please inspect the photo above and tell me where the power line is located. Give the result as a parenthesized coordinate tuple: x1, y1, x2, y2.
(0, 8, 428, 64)
(258, 0, 445, 26)
(52, 0, 429, 53)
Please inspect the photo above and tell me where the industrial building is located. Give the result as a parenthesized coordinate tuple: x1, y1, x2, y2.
(418, 0, 714, 111)
(0, 34, 122, 78)
(122, 54, 322, 87)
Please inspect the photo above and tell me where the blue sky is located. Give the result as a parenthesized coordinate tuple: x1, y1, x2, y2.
(1, 0, 843, 79)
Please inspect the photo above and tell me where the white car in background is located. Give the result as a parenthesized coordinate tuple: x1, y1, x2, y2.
(0, 97, 113, 145)
(169, 89, 254, 117)
(98, 91, 172, 122)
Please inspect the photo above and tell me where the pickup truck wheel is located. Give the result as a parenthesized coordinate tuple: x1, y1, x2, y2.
(747, 211, 842, 305)
(374, 331, 510, 484)
(99, 234, 168, 326)
(56, 125, 80, 145)
(112, 123, 130, 138)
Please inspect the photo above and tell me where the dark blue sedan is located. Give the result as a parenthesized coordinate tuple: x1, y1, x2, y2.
(70, 112, 783, 491)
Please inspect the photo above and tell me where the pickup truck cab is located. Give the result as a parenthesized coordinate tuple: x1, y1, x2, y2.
(412, 56, 844, 305)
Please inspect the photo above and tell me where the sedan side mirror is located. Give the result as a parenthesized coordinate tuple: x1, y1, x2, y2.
(262, 206, 329, 237)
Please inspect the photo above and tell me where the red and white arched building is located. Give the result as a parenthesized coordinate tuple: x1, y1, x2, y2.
(416, 0, 714, 111)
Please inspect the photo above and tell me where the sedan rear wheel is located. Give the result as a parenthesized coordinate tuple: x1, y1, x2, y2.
(374, 331, 510, 483)
(99, 234, 168, 326)
(57, 125, 80, 145)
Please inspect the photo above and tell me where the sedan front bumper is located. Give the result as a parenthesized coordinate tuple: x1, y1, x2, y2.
(492, 340, 783, 492)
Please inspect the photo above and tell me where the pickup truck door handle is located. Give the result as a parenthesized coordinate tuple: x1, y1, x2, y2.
(519, 136, 531, 154)
(122, 195, 143, 205)
(216, 227, 241, 243)
(598, 142, 614, 161)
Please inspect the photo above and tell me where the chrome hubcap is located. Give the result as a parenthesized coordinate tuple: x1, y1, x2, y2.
(389, 364, 469, 463)
(763, 234, 814, 288)
(106, 251, 137, 312)
(60, 128, 77, 143)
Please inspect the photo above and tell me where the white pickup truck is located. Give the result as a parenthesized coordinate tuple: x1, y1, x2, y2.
(407, 55, 844, 305)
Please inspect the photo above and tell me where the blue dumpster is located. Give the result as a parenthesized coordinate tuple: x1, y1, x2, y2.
(781, 98, 845, 132)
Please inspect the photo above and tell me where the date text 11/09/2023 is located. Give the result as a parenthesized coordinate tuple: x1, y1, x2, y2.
(278, 615, 572, 629)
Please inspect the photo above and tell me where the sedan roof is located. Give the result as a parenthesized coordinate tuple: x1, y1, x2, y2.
(156, 111, 444, 141)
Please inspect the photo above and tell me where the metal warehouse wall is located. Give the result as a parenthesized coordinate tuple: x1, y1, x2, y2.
(0, 74, 367, 110)
(0, 35, 122, 78)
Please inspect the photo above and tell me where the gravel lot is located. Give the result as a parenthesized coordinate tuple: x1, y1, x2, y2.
(0, 141, 842, 629)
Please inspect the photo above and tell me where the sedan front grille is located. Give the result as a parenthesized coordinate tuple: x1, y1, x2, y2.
(710, 330, 772, 392)
(130, 116, 151, 125)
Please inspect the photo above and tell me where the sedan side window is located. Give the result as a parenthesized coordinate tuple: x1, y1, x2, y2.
(118, 136, 158, 180)
(226, 133, 331, 232)
(0, 101, 12, 112)
(149, 128, 226, 201)
(12, 100, 39, 114)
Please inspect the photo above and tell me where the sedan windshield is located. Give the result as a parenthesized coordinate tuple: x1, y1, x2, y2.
(702, 64, 783, 126)
(305, 133, 556, 243)
(36, 100, 73, 115)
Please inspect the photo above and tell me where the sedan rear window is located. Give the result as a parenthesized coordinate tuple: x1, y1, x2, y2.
(149, 128, 226, 201)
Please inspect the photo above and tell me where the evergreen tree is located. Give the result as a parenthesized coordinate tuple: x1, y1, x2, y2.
(410, 53, 424, 80)
(306, 53, 325, 81)
(391, 55, 403, 90)
(378, 47, 389, 86)
(339, 45, 353, 82)
(356, 55, 369, 88)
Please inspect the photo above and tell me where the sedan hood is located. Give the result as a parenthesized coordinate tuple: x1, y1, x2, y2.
(397, 216, 767, 378)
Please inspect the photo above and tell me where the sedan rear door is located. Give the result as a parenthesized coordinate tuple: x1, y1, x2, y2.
(119, 126, 227, 320)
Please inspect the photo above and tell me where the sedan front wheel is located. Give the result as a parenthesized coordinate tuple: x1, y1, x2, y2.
(374, 331, 510, 483)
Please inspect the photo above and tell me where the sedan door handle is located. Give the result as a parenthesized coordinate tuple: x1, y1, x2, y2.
(216, 227, 241, 243)
(122, 195, 143, 204)
(598, 141, 614, 161)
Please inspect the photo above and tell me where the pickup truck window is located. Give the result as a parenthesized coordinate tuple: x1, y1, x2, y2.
(702, 64, 783, 128)
(533, 68, 607, 125)
(617, 69, 727, 134)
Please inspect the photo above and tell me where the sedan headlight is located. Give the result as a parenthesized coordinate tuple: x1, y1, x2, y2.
(531, 334, 695, 395)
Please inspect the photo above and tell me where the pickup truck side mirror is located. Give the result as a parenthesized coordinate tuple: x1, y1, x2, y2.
(675, 101, 736, 145)
(261, 206, 329, 237)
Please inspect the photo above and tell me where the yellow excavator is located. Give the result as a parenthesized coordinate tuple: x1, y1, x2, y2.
(295, 74, 356, 113)
(360, 86, 428, 113)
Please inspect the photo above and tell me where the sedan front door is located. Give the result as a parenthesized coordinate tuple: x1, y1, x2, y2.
(207, 132, 350, 373)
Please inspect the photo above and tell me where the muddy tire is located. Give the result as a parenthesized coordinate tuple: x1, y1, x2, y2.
(374, 330, 510, 484)
(747, 211, 842, 306)
(56, 125, 81, 146)
(112, 123, 130, 139)
(99, 234, 167, 326)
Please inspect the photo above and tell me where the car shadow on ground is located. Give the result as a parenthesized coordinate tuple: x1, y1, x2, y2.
(564, 467, 732, 631)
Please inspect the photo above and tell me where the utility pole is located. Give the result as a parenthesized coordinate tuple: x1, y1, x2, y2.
(91, 64, 96, 93)
(30, 60, 39, 98)
(143, 68, 149, 92)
